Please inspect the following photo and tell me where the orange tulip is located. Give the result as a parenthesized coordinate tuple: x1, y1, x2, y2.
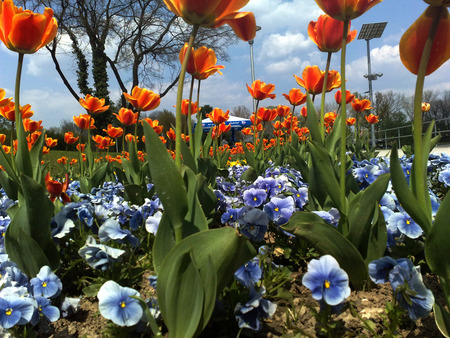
(294, 66, 341, 95)
(351, 98, 372, 112)
(2, 145, 11, 154)
(0, 0, 58, 54)
(166, 128, 176, 140)
(27, 131, 41, 148)
(125, 133, 137, 143)
(163, 0, 256, 41)
(22, 118, 43, 133)
(103, 124, 123, 139)
(282, 88, 307, 106)
(300, 106, 308, 118)
(346, 117, 356, 126)
(276, 105, 291, 117)
(141, 118, 164, 134)
(335, 90, 355, 105)
(272, 121, 283, 130)
(176, 99, 200, 115)
(45, 172, 70, 204)
(314, 0, 383, 21)
(422, 102, 431, 112)
(70, 159, 78, 166)
(241, 127, 253, 135)
(123, 86, 161, 112)
(0, 89, 12, 107)
(77, 143, 85, 152)
(256, 107, 277, 122)
(0, 134, 5, 144)
(206, 108, 230, 125)
(308, 14, 357, 53)
(247, 80, 276, 101)
(179, 44, 224, 80)
(64, 132, 79, 145)
(79, 94, 110, 114)
(45, 137, 57, 148)
(324, 111, 337, 125)
(73, 114, 95, 130)
(399, 5, 450, 76)
(365, 114, 379, 124)
(114, 108, 138, 126)
(57, 156, 68, 165)
(0, 102, 33, 121)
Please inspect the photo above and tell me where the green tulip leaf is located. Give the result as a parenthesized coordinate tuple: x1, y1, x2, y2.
(283, 212, 367, 289)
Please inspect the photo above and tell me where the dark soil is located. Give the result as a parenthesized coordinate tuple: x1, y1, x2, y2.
(33, 271, 444, 337)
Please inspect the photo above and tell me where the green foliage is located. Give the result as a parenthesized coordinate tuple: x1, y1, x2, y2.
(5, 174, 59, 277)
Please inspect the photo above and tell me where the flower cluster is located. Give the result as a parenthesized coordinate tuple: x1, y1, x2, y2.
(369, 257, 434, 320)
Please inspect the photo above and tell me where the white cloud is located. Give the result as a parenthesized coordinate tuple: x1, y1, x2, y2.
(244, 0, 321, 33)
(260, 32, 311, 60)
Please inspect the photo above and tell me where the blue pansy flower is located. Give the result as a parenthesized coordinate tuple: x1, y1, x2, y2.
(234, 287, 277, 331)
(388, 212, 423, 239)
(302, 255, 350, 306)
(51, 211, 75, 239)
(78, 236, 125, 271)
(263, 196, 295, 225)
(438, 166, 450, 186)
(290, 187, 308, 209)
(145, 211, 162, 235)
(238, 208, 269, 242)
(30, 266, 62, 298)
(243, 188, 267, 208)
(98, 219, 139, 247)
(0, 295, 35, 329)
(30, 296, 60, 326)
(97, 280, 142, 327)
(60, 297, 81, 318)
(221, 207, 244, 226)
(389, 260, 434, 321)
(368, 256, 399, 284)
(235, 258, 262, 288)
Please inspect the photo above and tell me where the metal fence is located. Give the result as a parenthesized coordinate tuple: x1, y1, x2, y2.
(374, 117, 450, 149)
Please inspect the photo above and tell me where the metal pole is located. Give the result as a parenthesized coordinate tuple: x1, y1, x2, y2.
(366, 39, 376, 148)
(249, 39, 256, 114)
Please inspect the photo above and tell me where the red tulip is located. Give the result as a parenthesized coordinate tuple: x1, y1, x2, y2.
(314, 0, 382, 21)
(399, 5, 450, 76)
(163, 0, 256, 41)
(308, 14, 357, 52)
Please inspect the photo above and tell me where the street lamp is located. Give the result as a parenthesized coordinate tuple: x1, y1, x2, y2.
(358, 22, 387, 147)
(249, 25, 261, 113)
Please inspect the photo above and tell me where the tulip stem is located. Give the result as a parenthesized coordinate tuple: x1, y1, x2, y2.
(320, 52, 332, 141)
(253, 100, 260, 148)
(290, 106, 296, 144)
(412, 6, 442, 218)
(175, 25, 199, 170)
(188, 76, 195, 156)
(14, 53, 32, 179)
(196, 79, 202, 122)
(339, 20, 349, 213)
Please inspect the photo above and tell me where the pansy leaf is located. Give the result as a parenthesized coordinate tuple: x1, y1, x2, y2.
(283, 212, 367, 289)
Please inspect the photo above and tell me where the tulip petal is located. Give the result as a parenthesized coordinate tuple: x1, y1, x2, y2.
(400, 5, 450, 75)
(216, 11, 256, 41)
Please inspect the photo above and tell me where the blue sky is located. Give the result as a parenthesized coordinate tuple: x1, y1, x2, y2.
(0, 0, 449, 128)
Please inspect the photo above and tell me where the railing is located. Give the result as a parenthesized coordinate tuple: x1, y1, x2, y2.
(374, 117, 450, 149)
